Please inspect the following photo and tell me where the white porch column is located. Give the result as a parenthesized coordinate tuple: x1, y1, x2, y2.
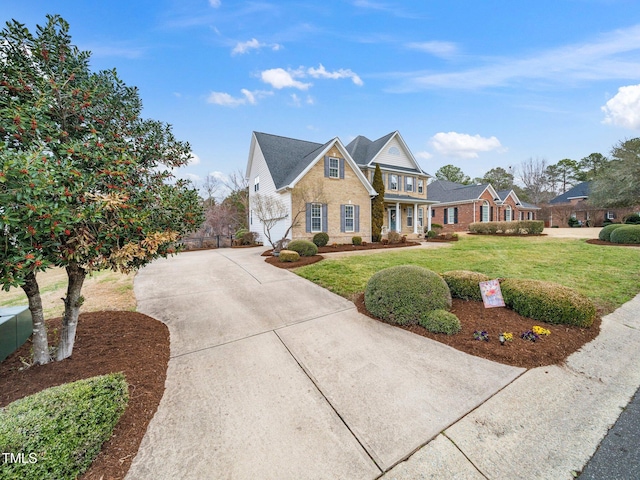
(413, 203, 418, 234)
(427, 205, 432, 232)
(396, 202, 401, 233)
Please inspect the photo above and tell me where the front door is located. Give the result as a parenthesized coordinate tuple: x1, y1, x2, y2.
(389, 208, 396, 232)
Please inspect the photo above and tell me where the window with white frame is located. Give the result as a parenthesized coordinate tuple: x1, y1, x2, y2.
(418, 179, 424, 194)
(254, 176, 260, 192)
(528, 212, 533, 220)
(482, 200, 490, 222)
(606, 211, 615, 220)
(311, 203, 322, 232)
(345, 205, 355, 232)
(418, 207, 423, 227)
(329, 157, 339, 178)
(505, 206, 512, 221)
(448, 208, 456, 224)
(406, 177, 414, 192)
(390, 174, 398, 190)
(407, 206, 413, 227)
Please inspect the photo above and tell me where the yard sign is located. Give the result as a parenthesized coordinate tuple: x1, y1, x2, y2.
(479, 280, 505, 308)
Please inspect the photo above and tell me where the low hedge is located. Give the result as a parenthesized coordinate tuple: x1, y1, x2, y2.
(419, 309, 461, 335)
(352, 236, 362, 246)
(469, 220, 544, 235)
(0, 373, 129, 480)
(599, 223, 625, 241)
(287, 239, 318, 257)
(610, 225, 640, 244)
(279, 250, 300, 262)
(312, 232, 329, 247)
(442, 270, 490, 301)
(500, 278, 596, 327)
(364, 265, 452, 326)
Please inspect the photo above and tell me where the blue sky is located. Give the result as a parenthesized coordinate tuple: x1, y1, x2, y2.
(4, 0, 640, 195)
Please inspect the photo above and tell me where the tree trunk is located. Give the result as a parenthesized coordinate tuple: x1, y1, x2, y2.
(20, 271, 51, 365)
(56, 262, 86, 361)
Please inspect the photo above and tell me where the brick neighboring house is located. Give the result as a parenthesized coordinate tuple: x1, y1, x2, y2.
(427, 180, 540, 232)
(544, 181, 640, 227)
(246, 131, 436, 245)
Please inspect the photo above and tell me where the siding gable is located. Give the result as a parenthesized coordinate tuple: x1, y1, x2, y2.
(373, 137, 416, 169)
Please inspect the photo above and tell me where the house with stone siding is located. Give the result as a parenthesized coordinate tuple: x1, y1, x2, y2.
(427, 180, 540, 232)
(246, 131, 436, 245)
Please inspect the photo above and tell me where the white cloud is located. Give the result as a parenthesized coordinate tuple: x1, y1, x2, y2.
(231, 38, 282, 55)
(260, 68, 311, 90)
(602, 84, 640, 130)
(209, 0, 221, 7)
(415, 151, 433, 160)
(207, 89, 271, 107)
(188, 152, 201, 165)
(396, 24, 640, 91)
(307, 64, 364, 86)
(405, 41, 458, 58)
(430, 132, 503, 159)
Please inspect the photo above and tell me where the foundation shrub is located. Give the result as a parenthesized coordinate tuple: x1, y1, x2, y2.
(624, 213, 640, 224)
(442, 270, 490, 301)
(352, 236, 362, 246)
(599, 223, 625, 241)
(0, 373, 128, 480)
(469, 221, 543, 235)
(287, 239, 318, 257)
(609, 225, 640, 244)
(500, 278, 596, 327)
(279, 250, 300, 262)
(364, 265, 452, 326)
(312, 232, 329, 247)
(419, 309, 461, 335)
(387, 231, 401, 244)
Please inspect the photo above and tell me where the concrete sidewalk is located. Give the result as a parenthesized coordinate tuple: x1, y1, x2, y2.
(127, 247, 522, 479)
(128, 246, 640, 480)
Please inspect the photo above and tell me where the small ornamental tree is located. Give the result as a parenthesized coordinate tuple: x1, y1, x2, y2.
(0, 16, 203, 363)
(371, 163, 385, 242)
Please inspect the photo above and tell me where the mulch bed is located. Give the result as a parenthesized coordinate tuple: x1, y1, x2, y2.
(261, 241, 421, 257)
(0, 311, 169, 480)
(265, 255, 324, 269)
(586, 239, 640, 247)
(467, 233, 547, 237)
(354, 294, 601, 369)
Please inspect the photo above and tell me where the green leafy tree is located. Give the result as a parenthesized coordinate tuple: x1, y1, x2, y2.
(371, 163, 385, 242)
(576, 153, 608, 182)
(589, 138, 640, 208)
(435, 164, 471, 184)
(0, 16, 203, 363)
(480, 167, 513, 191)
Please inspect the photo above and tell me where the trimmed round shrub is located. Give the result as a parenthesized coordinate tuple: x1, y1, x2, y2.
(312, 232, 329, 247)
(287, 239, 318, 257)
(364, 265, 452, 326)
(610, 225, 640, 244)
(352, 236, 362, 246)
(419, 309, 461, 335)
(500, 278, 596, 327)
(442, 270, 490, 301)
(279, 250, 300, 262)
(599, 223, 625, 241)
(387, 231, 401, 244)
(624, 213, 640, 224)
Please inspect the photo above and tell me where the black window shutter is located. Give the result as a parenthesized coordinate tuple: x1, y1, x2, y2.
(454, 207, 458, 224)
(355, 205, 360, 232)
(340, 205, 346, 233)
(490, 206, 494, 221)
(480, 205, 484, 221)
(444, 208, 448, 224)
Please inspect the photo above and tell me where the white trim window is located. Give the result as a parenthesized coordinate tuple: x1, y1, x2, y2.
(254, 176, 260, 192)
(606, 211, 615, 220)
(482, 200, 490, 222)
(345, 205, 355, 232)
(329, 157, 339, 178)
(418, 179, 424, 194)
(418, 208, 423, 228)
(407, 206, 413, 227)
(447, 208, 455, 224)
(505, 206, 512, 221)
(406, 177, 414, 192)
(311, 203, 322, 232)
(390, 174, 398, 191)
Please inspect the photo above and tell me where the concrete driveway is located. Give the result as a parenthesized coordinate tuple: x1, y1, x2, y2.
(127, 247, 523, 479)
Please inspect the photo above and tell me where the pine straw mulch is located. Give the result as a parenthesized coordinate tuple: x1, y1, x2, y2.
(354, 294, 601, 369)
(0, 311, 169, 480)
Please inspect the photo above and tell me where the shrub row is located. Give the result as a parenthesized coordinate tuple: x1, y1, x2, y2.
(610, 225, 640, 244)
(287, 239, 318, 257)
(442, 270, 490, 301)
(469, 220, 544, 235)
(500, 278, 596, 327)
(599, 223, 625, 241)
(0, 373, 129, 480)
(364, 265, 456, 333)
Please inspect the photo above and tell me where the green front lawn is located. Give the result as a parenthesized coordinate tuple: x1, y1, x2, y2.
(295, 236, 640, 313)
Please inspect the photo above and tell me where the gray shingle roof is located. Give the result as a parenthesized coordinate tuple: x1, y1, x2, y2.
(384, 193, 436, 203)
(549, 181, 591, 204)
(346, 132, 396, 166)
(253, 132, 325, 189)
(427, 180, 491, 203)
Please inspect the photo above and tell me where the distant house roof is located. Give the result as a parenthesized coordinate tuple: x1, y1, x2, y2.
(549, 181, 591, 204)
(253, 132, 325, 189)
(427, 180, 494, 203)
(495, 189, 540, 210)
